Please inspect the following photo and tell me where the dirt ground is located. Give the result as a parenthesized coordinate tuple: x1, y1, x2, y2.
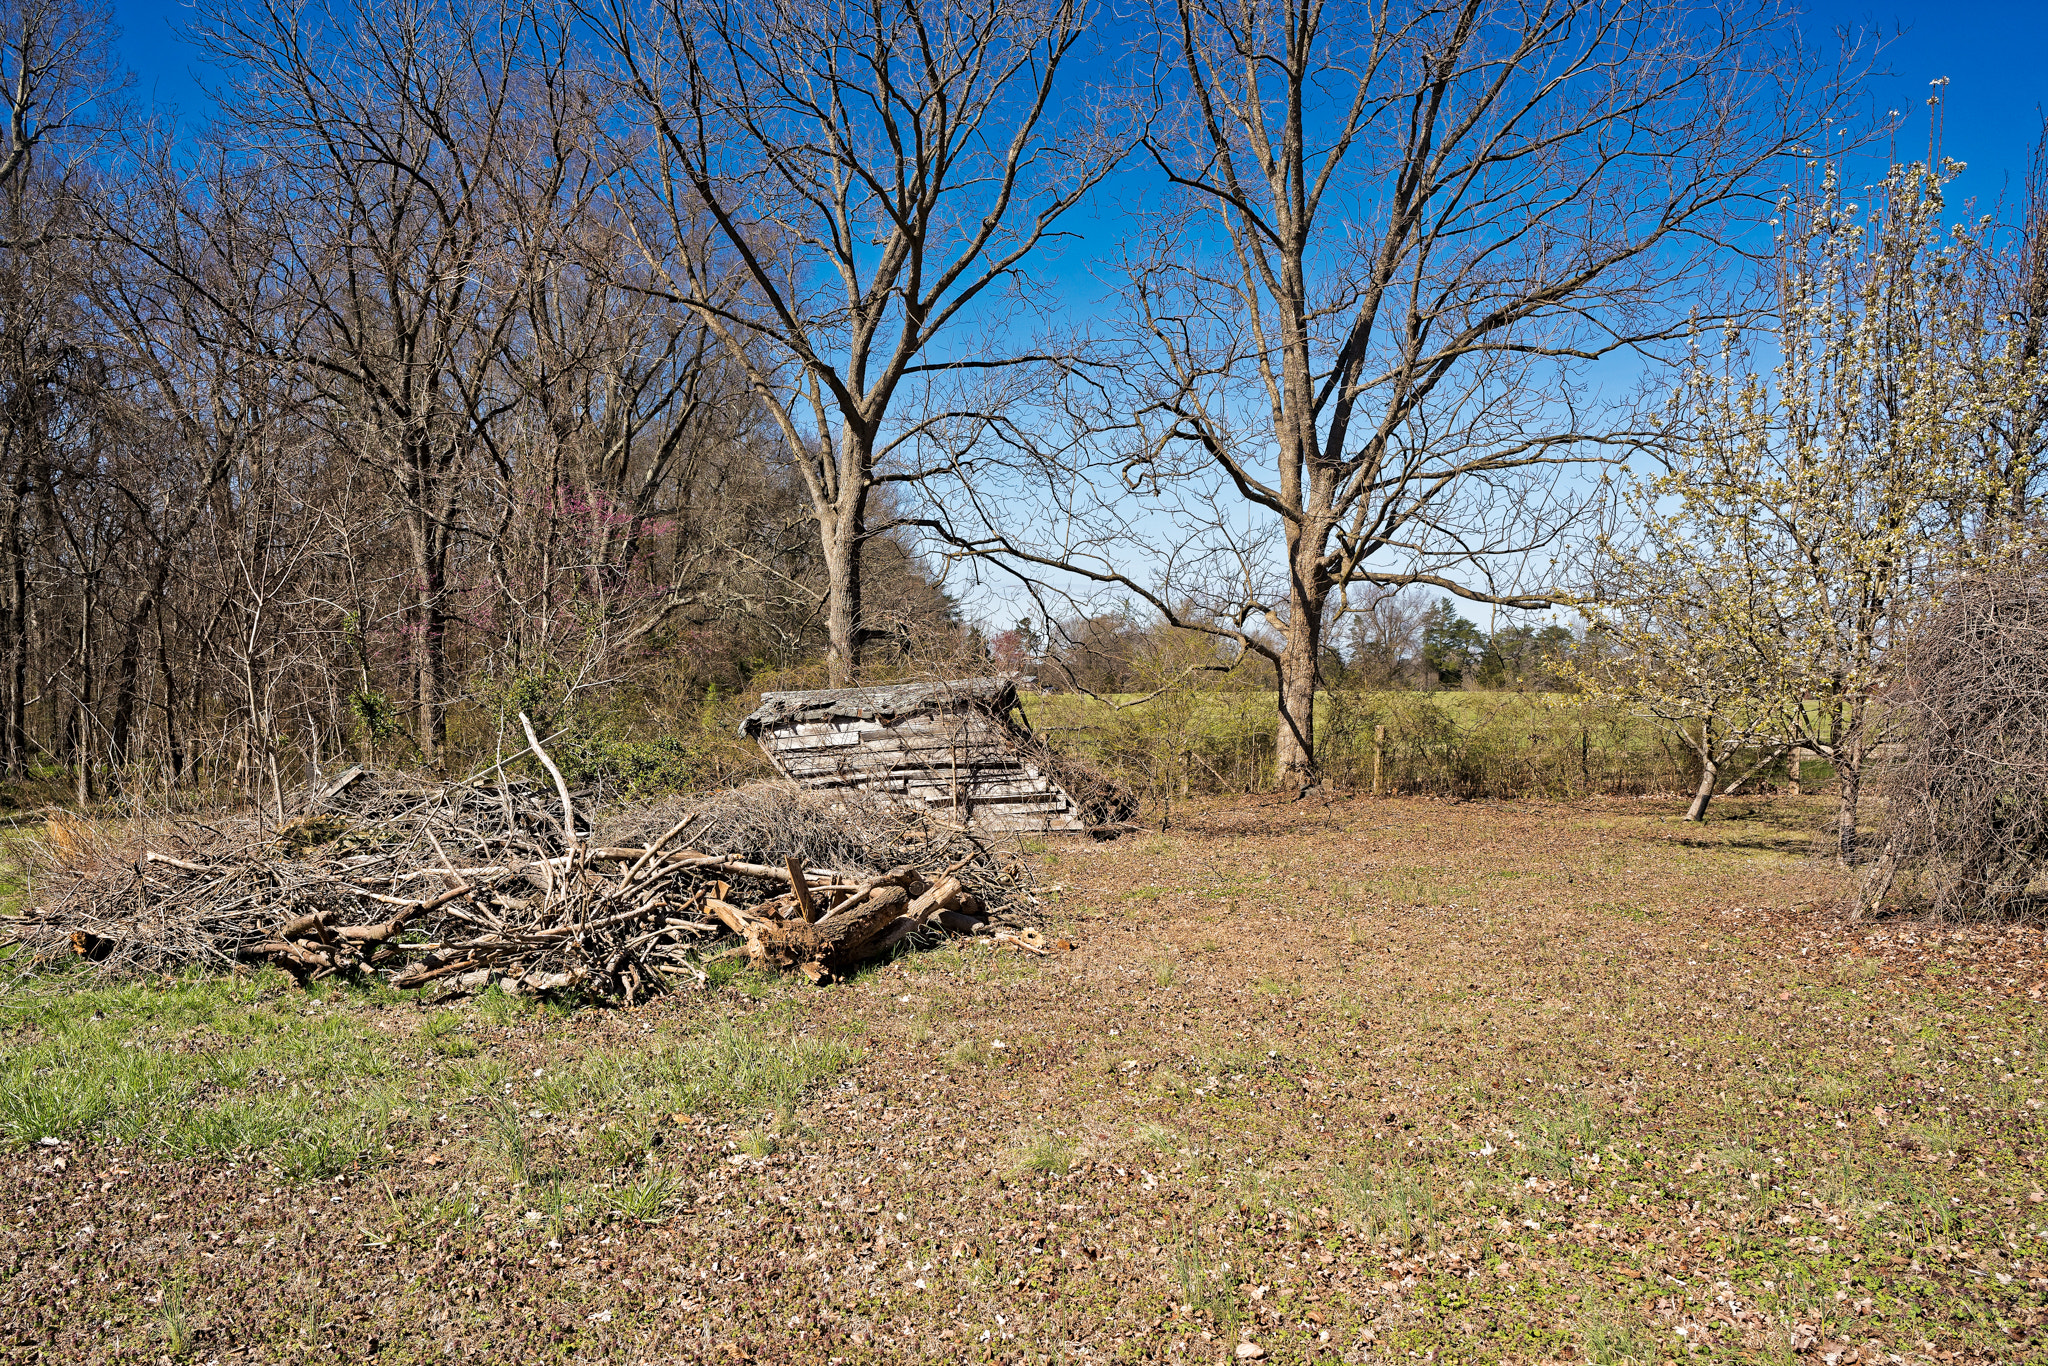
(3, 794, 2045, 1365)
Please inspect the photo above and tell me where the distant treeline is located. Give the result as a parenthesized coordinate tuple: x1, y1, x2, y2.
(990, 591, 1578, 697)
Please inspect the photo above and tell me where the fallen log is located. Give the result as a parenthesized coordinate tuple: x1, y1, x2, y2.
(934, 908, 990, 936)
(906, 876, 962, 923)
(746, 884, 911, 978)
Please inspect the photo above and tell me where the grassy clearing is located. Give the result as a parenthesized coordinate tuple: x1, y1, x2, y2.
(985, 795, 2047, 1366)
(0, 794, 2042, 1365)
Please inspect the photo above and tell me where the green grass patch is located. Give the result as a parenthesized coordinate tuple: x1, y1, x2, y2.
(1010, 1131, 1074, 1177)
(0, 971, 860, 1180)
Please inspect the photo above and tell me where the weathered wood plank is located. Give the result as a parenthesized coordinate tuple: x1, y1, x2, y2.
(773, 755, 1033, 778)
(770, 717, 984, 742)
(771, 754, 1033, 777)
(767, 730, 1000, 757)
(746, 682, 1102, 832)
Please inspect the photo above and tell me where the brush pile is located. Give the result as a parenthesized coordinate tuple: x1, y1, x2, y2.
(11, 727, 1045, 999)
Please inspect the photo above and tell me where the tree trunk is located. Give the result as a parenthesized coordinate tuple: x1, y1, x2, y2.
(1836, 756, 1862, 864)
(1274, 633, 1319, 792)
(420, 585, 448, 764)
(410, 507, 450, 765)
(1830, 701, 1866, 864)
(73, 570, 96, 803)
(822, 502, 866, 689)
(105, 585, 164, 784)
(1852, 842, 1898, 921)
(1273, 544, 1327, 793)
(155, 600, 184, 787)
(1683, 758, 1718, 821)
(106, 615, 144, 777)
(1682, 715, 1717, 821)
(1, 452, 26, 778)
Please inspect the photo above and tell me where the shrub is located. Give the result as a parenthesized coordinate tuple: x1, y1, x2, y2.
(1862, 563, 2048, 918)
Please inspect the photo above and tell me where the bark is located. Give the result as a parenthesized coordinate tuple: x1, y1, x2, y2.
(105, 589, 159, 777)
(1852, 842, 1899, 921)
(1682, 715, 1717, 822)
(0, 450, 26, 777)
(822, 505, 866, 689)
(1274, 580, 1325, 791)
(1683, 759, 1718, 822)
(1271, 500, 1335, 789)
(407, 496, 451, 765)
(72, 561, 95, 800)
(1836, 755, 1862, 864)
(1826, 703, 1867, 864)
(747, 881, 913, 976)
(154, 598, 183, 785)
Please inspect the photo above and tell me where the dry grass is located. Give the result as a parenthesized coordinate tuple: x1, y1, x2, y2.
(0, 792, 2042, 1365)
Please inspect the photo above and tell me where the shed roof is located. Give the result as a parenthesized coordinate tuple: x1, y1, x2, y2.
(738, 677, 1018, 736)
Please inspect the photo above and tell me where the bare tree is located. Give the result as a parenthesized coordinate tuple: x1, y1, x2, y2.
(176, 0, 605, 762)
(941, 0, 1855, 791)
(81, 222, 274, 784)
(1342, 585, 1431, 689)
(0, 0, 987, 802)
(589, 0, 1117, 686)
(0, 0, 116, 781)
(0, 0, 117, 239)
(487, 192, 769, 674)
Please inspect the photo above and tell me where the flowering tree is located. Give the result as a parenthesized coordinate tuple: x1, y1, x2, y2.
(1590, 152, 2048, 851)
(1570, 436, 1798, 821)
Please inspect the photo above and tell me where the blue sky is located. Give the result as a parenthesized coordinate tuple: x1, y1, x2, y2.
(98, 0, 2048, 632)
(1812, 0, 2048, 211)
(110, 0, 207, 124)
(108, 1, 2048, 193)
(104, 1, 2048, 253)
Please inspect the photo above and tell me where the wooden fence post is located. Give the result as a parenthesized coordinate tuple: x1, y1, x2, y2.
(1372, 725, 1385, 796)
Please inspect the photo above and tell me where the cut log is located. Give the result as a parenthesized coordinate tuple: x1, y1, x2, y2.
(389, 956, 483, 989)
(906, 876, 963, 923)
(746, 884, 910, 977)
(859, 915, 920, 960)
(934, 908, 988, 935)
(813, 866, 923, 924)
(706, 899, 755, 935)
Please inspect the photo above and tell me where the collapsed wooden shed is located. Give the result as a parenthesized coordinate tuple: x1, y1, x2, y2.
(738, 678, 1131, 833)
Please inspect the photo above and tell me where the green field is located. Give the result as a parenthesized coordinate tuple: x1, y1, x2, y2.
(1016, 688, 1813, 807)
